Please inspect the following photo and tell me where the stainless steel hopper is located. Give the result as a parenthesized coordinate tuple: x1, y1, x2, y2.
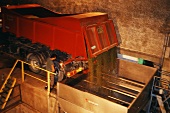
(57, 59, 157, 113)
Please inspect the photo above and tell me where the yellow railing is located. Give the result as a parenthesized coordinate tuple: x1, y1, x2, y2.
(1, 77, 16, 109)
(0, 60, 18, 93)
(0, 59, 55, 95)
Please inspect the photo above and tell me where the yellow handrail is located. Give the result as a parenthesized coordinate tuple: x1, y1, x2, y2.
(1, 77, 16, 109)
(18, 59, 55, 95)
(0, 59, 55, 95)
(0, 60, 19, 92)
(18, 59, 55, 73)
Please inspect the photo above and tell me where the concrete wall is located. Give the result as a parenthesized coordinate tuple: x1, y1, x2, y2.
(21, 82, 59, 113)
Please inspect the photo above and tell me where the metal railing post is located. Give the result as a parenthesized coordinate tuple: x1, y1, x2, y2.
(21, 61, 24, 82)
(147, 77, 156, 113)
(47, 72, 50, 95)
(47, 71, 50, 113)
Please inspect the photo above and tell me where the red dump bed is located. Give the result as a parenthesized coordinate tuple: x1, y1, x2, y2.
(2, 4, 118, 59)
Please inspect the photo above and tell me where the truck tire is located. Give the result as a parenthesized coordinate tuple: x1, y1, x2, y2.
(27, 53, 42, 73)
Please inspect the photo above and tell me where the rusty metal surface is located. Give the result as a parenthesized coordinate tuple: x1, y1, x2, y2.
(58, 59, 157, 113)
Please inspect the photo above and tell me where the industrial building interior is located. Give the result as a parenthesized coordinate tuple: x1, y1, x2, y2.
(0, 0, 170, 113)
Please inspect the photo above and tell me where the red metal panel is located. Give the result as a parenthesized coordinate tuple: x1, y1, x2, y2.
(37, 17, 81, 32)
(85, 25, 101, 57)
(74, 33, 87, 59)
(53, 27, 87, 59)
(107, 20, 118, 46)
(34, 22, 54, 47)
(75, 12, 109, 27)
(3, 14, 18, 35)
(84, 20, 118, 58)
(1, 4, 40, 36)
(97, 24, 110, 49)
(3, 4, 40, 10)
(18, 17, 34, 41)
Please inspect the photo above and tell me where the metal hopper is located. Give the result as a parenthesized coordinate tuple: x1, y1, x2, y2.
(57, 58, 157, 113)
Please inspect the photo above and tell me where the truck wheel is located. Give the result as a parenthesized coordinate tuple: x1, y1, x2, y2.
(27, 53, 42, 73)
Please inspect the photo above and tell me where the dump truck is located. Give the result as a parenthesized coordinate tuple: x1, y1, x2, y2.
(1, 4, 118, 80)
(0, 4, 157, 113)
